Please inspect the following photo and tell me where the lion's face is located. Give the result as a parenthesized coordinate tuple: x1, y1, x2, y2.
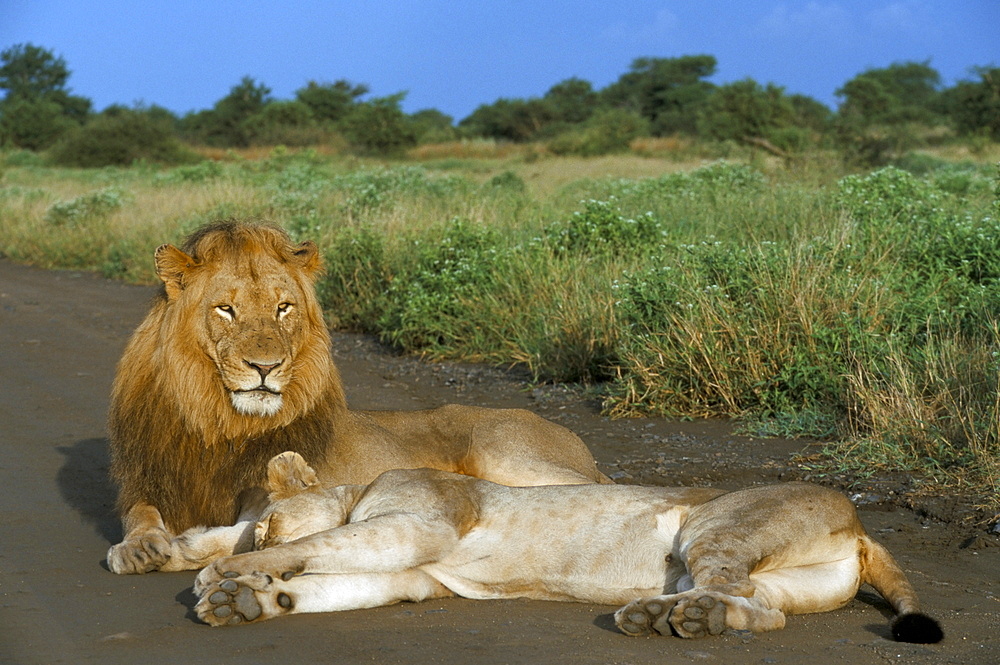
(152, 223, 332, 428)
(197, 261, 310, 416)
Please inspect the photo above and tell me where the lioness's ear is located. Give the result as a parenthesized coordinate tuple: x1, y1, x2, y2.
(291, 241, 322, 279)
(154, 244, 198, 300)
(266, 451, 320, 499)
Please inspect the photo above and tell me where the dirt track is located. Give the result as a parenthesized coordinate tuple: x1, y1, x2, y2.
(1, 257, 998, 665)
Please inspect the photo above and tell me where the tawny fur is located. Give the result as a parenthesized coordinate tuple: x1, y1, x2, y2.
(107, 221, 608, 575)
(189, 453, 943, 644)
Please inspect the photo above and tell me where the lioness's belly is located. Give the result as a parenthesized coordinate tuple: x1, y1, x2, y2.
(419, 485, 694, 604)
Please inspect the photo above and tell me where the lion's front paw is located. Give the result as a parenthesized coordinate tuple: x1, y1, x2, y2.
(615, 596, 678, 637)
(195, 572, 294, 626)
(106, 529, 172, 574)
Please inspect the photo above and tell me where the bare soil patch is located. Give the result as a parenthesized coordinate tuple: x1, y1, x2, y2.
(1, 258, 997, 664)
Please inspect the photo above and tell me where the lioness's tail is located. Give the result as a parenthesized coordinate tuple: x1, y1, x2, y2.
(860, 535, 944, 643)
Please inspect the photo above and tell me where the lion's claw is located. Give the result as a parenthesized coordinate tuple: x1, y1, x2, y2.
(106, 529, 172, 574)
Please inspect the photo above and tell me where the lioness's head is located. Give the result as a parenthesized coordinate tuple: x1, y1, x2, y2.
(254, 452, 352, 549)
(154, 221, 333, 423)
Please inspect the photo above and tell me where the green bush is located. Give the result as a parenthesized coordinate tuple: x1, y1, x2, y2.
(0, 97, 78, 150)
(44, 187, 129, 226)
(545, 198, 663, 255)
(378, 218, 501, 351)
(48, 109, 196, 167)
(317, 226, 392, 331)
(548, 108, 648, 156)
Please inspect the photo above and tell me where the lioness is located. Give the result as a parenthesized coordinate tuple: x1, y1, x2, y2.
(191, 452, 943, 644)
(107, 221, 609, 575)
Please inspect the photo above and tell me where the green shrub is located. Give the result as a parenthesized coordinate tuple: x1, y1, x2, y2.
(483, 170, 527, 194)
(548, 108, 648, 156)
(378, 218, 500, 351)
(48, 109, 196, 167)
(155, 160, 225, 184)
(317, 226, 392, 331)
(44, 187, 129, 225)
(330, 166, 470, 219)
(545, 198, 663, 255)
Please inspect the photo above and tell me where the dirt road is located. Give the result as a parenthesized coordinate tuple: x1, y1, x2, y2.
(1, 257, 997, 664)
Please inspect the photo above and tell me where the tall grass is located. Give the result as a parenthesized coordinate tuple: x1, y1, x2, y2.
(2, 148, 998, 512)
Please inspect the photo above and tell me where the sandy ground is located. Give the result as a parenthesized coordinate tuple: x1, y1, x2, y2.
(1, 257, 998, 665)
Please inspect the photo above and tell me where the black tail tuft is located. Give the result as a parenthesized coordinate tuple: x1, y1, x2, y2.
(891, 612, 944, 644)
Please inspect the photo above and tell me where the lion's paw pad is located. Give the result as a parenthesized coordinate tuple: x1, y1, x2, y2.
(615, 598, 677, 637)
(672, 595, 727, 638)
(198, 579, 266, 626)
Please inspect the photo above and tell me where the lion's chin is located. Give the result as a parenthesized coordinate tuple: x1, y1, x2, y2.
(231, 390, 283, 417)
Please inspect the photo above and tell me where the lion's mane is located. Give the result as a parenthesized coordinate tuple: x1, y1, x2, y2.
(108, 221, 347, 533)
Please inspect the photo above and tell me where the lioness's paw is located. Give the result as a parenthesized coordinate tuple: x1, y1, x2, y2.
(669, 594, 728, 639)
(195, 572, 293, 626)
(615, 597, 678, 637)
(106, 529, 172, 574)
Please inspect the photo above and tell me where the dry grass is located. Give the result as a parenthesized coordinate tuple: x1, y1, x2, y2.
(842, 327, 1000, 503)
(508, 154, 710, 197)
(407, 139, 540, 161)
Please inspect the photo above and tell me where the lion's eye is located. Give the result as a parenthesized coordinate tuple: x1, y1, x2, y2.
(215, 305, 235, 321)
(277, 302, 294, 319)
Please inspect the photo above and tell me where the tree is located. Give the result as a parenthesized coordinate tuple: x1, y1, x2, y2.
(0, 43, 70, 99)
(243, 100, 322, 146)
(698, 79, 801, 153)
(602, 55, 717, 135)
(459, 97, 555, 141)
(179, 76, 271, 146)
(409, 108, 456, 143)
(543, 77, 598, 124)
(0, 96, 76, 149)
(295, 79, 368, 123)
(786, 94, 832, 133)
(548, 108, 648, 156)
(940, 67, 1000, 140)
(49, 105, 194, 167)
(340, 93, 417, 155)
(0, 43, 91, 149)
(834, 61, 944, 164)
(836, 61, 942, 126)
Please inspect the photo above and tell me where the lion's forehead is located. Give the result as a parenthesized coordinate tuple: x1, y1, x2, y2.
(204, 265, 308, 307)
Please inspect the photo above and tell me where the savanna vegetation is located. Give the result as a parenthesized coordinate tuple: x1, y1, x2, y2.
(2, 43, 999, 514)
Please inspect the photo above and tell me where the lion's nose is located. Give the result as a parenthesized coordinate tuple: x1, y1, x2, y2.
(246, 360, 282, 379)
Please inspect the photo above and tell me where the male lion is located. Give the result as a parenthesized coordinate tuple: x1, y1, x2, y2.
(107, 221, 609, 575)
(191, 452, 943, 645)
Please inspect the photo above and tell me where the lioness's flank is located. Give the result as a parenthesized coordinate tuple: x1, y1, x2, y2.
(191, 452, 943, 644)
(106, 221, 609, 575)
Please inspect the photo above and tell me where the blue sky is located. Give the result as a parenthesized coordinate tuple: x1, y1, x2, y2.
(3, 1, 998, 122)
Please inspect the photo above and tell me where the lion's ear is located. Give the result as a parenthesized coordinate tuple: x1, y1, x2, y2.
(291, 241, 322, 280)
(154, 244, 198, 300)
(266, 451, 320, 499)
